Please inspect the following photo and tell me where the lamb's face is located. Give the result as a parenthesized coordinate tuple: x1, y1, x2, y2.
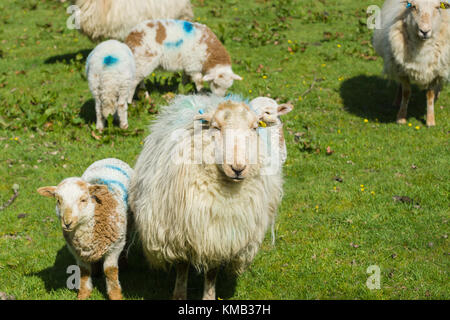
(405, 0, 445, 40)
(37, 178, 95, 232)
(197, 101, 260, 182)
(250, 97, 294, 125)
(203, 66, 243, 97)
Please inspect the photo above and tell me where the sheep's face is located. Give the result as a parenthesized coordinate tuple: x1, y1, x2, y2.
(250, 97, 294, 125)
(405, 0, 446, 40)
(203, 66, 243, 97)
(37, 178, 96, 232)
(196, 101, 260, 182)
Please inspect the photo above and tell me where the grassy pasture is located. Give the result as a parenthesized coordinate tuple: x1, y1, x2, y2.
(0, 0, 448, 299)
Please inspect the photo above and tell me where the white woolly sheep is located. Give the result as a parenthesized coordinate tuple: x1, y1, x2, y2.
(72, 0, 194, 41)
(86, 40, 136, 131)
(37, 158, 133, 300)
(129, 95, 283, 300)
(124, 20, 242, 101)
(372, 0, 449, 126)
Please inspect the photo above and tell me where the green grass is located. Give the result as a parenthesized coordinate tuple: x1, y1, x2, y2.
(0, 0, 448, 300)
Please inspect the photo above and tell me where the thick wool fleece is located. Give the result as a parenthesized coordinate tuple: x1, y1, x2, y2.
(129, 95, 283, 274)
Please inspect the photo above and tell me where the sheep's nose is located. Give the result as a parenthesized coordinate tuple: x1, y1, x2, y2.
(419, 29, 431, 38)
(64, 221, 73, 229)
(231, 165, 246, 176)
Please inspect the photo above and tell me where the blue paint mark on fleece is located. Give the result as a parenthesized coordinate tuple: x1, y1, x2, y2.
(103, 55, 119, 67)
(164, 39, 184, 48)
(94, 178, 128, 206)
(183, 21, 194, 33)
(104, 165, 130, 180)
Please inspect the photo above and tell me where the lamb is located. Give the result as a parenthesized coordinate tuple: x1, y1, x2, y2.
(129, 95, 283, 300)
(71, 0, 194, 41)
(37, 158, 133, 300)
(124, 20, 242, 102)
(250, 97, 294, 165)
(372, 0, 449, 126)
(86, 40, 135, 131)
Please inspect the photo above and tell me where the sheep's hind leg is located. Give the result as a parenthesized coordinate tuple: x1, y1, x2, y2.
(94, 96, 104, 132)
(173, 262, 189, 300)
(118, 89, 129, 130)
(103, 252, 123, 300)
(396, 78, 411, 125)
(393, 84, 402, 108)
(426, 89, 435, 127)
(77, 262, 93, 300)
(202, 268, 218, 300)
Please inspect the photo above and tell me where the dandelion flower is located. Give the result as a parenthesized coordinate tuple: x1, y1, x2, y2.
(337, 44, 342, 48)
(415, 126, 420, 130)
(262, 75, 267, 79)
(408, 123, 412, 127)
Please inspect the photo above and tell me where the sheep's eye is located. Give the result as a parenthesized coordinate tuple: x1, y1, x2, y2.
(80, 198, 87, 203)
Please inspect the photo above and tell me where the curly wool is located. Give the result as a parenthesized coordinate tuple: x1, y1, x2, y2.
(372, 0, 450, 87)
(129, 95, 283, 273)
(73, 0, 194, 41)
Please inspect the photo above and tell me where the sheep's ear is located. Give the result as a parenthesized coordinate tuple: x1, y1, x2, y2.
(37, 186, 57, 198)
(277, 103, 294, 116)
(203, 74, 215, 82)
(194, 113, 213, 123)
(88, 184, 109, 196)
(231, 73, 243, 81)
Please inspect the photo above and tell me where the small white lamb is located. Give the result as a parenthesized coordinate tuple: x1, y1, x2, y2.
(37, 158, 133, 300)
(250, 97, 293, 165)
(86, 40, 136, 131)
(124, 20, 242, 101)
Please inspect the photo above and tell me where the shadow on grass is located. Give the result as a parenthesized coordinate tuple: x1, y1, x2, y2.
(79, 99, 96, 124)
(340, 75, 427, 124)
(44, 49, 92, 65)
(32, 242, 237, 300)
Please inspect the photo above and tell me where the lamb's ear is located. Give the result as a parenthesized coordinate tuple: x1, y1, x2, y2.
(203, 74, 215, 82)
(88, 184, 109, 196)
(37, 186, 57, 198)
(277, 103, 294, 116)
(231, 73, 243, 81)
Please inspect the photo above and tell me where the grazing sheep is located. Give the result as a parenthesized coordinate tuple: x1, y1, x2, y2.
(372, 0, 449, 126)
(250, 97, 294, 165)
(124, 20, 242, 102)
(72, 0, 194, 41)
(37, 158, 133, 300)
(129, 95, 283, 300)
(86, 40, 135, 131)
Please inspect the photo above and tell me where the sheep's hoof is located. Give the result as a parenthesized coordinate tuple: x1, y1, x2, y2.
(77, 289, 92, 300)
(426, 121, 436, 127)
(396, 118, 407, 125)
(173, 293, 187, 300)
(108, 289, 123, 300)
(120, 123, 129, 130)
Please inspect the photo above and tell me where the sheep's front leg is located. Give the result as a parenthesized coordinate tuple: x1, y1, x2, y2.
(393, 84, 402, 108)
(191, 73, 204, 92)
(396, 78, 411, 125)
(94, 96, 104, 132)
(77, 262, 93, 300)
(426, 89, 436, 127)
(104, 252, 123, 300)
(173, 262, 189, 300)
(202, 268, 218, 300)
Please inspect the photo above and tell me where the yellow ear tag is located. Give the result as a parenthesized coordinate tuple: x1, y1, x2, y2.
(441, 2, 449, 9)
(259, 121, 267, 128)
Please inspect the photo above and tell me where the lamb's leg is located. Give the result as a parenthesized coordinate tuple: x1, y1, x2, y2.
(77, 262, 93, 300)
(191, 73, 204, 92)
(202, 268, 218, 300)
(173, 262, 189, 300)
(103, 252, 123, 300)
(393, 84, 402, 108)
(117, 90, 129, 130)
(94, 96, 104, 132)
(396, 78, 411, 125)
(426, 89, 435, 127)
